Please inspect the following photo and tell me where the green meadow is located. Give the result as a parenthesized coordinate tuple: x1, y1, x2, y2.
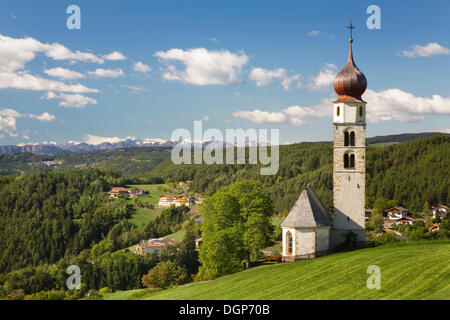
(103, 240, 450, 300)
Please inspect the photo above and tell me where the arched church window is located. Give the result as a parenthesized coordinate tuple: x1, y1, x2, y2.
(350, 131, 355, 146)
(350, 154, 355, 168)
(344, 154, 349, 168)
(336, 106, 340, 117)
(344, 132, 349, 146)
(359, 106, 363, 117)
(286, 231, 293, 255)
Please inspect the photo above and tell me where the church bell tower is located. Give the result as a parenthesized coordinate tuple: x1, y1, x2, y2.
(330, 22, 367, 248)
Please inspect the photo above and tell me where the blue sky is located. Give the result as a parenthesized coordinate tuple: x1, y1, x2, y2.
(0, 0, 449, 145)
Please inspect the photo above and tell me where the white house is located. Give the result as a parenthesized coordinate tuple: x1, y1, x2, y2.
(281, 185, 333, 261)
(432, 205, 448, 219)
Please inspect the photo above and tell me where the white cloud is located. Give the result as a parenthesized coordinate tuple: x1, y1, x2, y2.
(0, 72, 98, 93)
(307, 30, 335, 39)
(364, 88, 450, 122)
(201, 115, 210, 121)
(235, 88, 450, 126)
(0, 34, 103, 73)
(232, 109, 287, 124)
(58, 93, 98, 108)
(133, 61, 151, 73)
(307, 63, 337, 91)
(44, 67, 85, 80)
(88, 68, 124, 78)
(42, 92, 97, 108)
(121, 85, 147, 93)
(0, 108, 55, 136)
(28, 112, 55, 122)
(249, 68, 286, 87)
(155, 48, 248, 85)
(281, 74, 302, 91)
(399, 42, 450, 58)
(103, 51, 126, 61)
(84, 134, 135, 145)
(249, 67, 301, 91)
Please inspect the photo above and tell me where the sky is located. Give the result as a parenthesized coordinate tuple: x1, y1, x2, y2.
(0, 0, 449, 145)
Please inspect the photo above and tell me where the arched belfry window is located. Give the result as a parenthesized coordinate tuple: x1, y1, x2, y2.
(350, 131, 355, 146)
(344, 132, 349, 146)
(359, 106, 363, 117)
(350, 154, 355, 168)
(286, 231, 293, 255)
(344, 153, 355, 169)
(336, 106, 340, 117)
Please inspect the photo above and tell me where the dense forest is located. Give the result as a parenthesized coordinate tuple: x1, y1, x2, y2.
(0, 169, 199, 299)
(0, 147, 171, 177)
(150, 135, 450, 213)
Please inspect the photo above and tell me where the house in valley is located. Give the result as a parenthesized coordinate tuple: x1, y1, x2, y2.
(159, 194, 195, 207)
(109, 187, 130, 199)
(432, 205, 448, 219)
(386, 207, 409, 219)
(134, 238, 177, 256)
(130, 188, 147, 198)
(429, 223, 440, 232)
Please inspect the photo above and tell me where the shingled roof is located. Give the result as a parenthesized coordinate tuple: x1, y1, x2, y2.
(281, 185, 333, 228)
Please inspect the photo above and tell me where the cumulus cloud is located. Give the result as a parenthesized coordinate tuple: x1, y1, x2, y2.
(84, 134, 135, 145)
(232, 109, 287, 124)
(307, 63, 337, 91)
(0, 34, 100, 94)
(0, 72, 98, 93)
(28, 112, 56, 122)
(0, 108, 55, 136)
(103, 51, 126, 61)
(232, 88, 450, 126)
(0, 34, 103, 73)
(133, 61, 151, 73)
(44, 67, 85, 80)
(155, 48, 248, 85)
(399, 42, 450, 58)
(42, 92, 97, 108)
(249, 67, 301, 91)
(364, 88, 450, 122)
(88, 68, 124, 78)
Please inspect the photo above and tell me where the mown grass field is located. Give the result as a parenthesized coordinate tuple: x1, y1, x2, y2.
(103, 240, 450, 300)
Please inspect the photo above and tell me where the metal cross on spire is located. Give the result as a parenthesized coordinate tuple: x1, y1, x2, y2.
(348, 20, 355, 40)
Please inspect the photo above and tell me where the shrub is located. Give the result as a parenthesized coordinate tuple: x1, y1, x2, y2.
(142, 261, 188, 290)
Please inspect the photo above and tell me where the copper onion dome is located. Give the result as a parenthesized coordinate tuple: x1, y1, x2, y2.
(333, 39, 367, 102)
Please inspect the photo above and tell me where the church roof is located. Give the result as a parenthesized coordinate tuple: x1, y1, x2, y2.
(333, 38, 367, 103)
(281, 185, 333, 228)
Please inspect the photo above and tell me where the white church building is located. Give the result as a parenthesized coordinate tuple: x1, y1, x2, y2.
(282, 25, 368, 262)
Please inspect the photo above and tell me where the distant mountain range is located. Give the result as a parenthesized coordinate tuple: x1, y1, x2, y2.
(0, 132, 448, 155)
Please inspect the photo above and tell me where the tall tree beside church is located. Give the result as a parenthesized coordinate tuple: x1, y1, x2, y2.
(198, 180, 274, 280)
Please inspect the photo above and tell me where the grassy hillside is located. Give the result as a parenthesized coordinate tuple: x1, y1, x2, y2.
(103, 241, 450, 300)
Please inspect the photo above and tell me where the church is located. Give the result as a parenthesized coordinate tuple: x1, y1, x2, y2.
(281, 27, 368, 261)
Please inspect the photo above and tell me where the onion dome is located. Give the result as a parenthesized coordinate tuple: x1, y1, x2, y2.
(333, 39, 367, 103)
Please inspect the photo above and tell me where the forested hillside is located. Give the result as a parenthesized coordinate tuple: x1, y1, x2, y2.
(0, 147, 171, 177)
(0, 170, 130, 273)
(150, 135, 450, 213)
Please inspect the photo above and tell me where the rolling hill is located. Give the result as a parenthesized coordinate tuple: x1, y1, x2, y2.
(104, 240, 450, 300)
